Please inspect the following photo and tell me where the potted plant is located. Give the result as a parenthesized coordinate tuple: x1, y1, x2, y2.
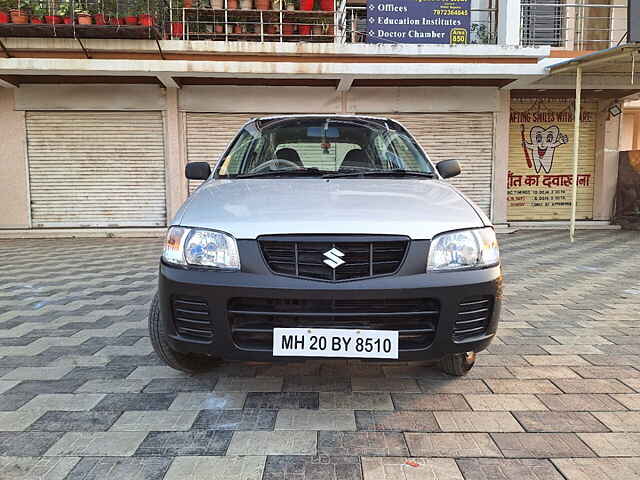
(254, 0, 268, 9)
(169, 0, 184, 37)
(210, 0, 223, 8)
(271, 0, 282, 10)
(91, 0, 105, 24)
(227, 0, 237, 8)
(285, 0, 293, 9)
(10, 0, 30, 23)
(298, 0, 312, 11)
(214, 22, 223, 33)
(298, 18, 310, 35)
(136, 0, 154, 26)
(44, 0, 62, 23)
(319, 0, 331, 11)
(239, 0, 251, 9)
(29, 0, 46, 23)
(57, 1, 72, 22)
(311, 18, 321, 35)
(0, 0, 11, 23)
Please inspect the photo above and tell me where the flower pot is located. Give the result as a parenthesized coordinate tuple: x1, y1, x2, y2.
(255, 0, 269, 8)
(44, 15, 62, 24)
(227, 0, 238, 8)
(266, 24, 278, 34)
(214, 23, 223, 33)
(233, 23, 242, 33)
(239, 0, 252, 9)
(319, 0, 332, 10)
(10, 10, 30, 24)
(282, 22, 293, 35)
(298, 0, 313, 10)
(124, 15, 137, 25)
(77, 13, 92, 24)
(298, 23, 311, 35)
(93, 13, 105, 24)
(286, 3, 294, 9)
(171, 21, 183, 37)
(63, 16, 73, 24)
(138, 14, 154, 26)
(184, 0, 193, 7)
(312, 24, 322, 35)
(210, 0, 223, 8)
(0, 11, 10, 23)
(30, 16, 44, 23)
(272, 0, 283, 9)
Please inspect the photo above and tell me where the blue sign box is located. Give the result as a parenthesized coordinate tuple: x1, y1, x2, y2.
(366, 0, 471, 44)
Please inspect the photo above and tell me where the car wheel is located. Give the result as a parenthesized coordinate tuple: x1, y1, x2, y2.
(148, 293, 220, 373)
(438, 351, 476, 376)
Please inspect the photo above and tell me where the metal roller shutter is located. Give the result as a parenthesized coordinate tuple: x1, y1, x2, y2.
(186, 113, 256, 193)
(26, 111, 166, 228)
(386, 113, 494, 215)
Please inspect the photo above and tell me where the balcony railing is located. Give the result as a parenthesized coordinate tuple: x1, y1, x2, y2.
(0, 0, 498, 44)
(520, 1, 627, 50)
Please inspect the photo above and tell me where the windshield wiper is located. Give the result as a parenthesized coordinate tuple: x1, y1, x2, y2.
(324, 169, 435, 179)
(236, 167, 327, 179)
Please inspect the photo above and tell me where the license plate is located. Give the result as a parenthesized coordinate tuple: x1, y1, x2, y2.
(273, 328, 399, 359)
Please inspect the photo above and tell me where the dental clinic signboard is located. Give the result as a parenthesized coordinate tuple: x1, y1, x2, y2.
(507, 98, 597, 221)
(367, 0, 470, 44)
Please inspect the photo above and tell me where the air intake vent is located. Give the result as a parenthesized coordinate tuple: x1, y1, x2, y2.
(172, 296, 213, 340)
(454, 296, 492, 341)
(228, 297, 439, 351)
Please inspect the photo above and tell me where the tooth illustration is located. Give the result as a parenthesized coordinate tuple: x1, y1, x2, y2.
(522, 125, 569, 174)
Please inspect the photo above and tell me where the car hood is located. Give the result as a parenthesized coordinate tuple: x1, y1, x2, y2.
(176, 178, 486, 240)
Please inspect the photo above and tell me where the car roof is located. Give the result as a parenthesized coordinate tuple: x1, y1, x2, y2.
(253, 114, 391, 122)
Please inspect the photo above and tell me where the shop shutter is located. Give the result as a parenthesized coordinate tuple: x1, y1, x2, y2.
(185, 113, 256, 193)
(26, 111, 166, 228)
(385, 113, 494, 216)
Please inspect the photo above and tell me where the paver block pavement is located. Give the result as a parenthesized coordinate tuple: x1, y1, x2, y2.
(226, 431, 317, 455)
(405, 433, 503, 458)
(553, 457, 640, 480)
(264, 455, 363, 480)
(456, 458, 565, 480)
(275, 409, 356, 431)
(44, 431, 148, 456)
(0, 456, 80, 480)
(361, 457, 463, 480)
(578, 433, 640, 457)
(318, 431, 409, 456)
(513, 411, 610, 433)
(355, 411, 439, 432)
(490, 433, 596, 458)
(434, 412, 523, 433)
(163, 456, 266, 480)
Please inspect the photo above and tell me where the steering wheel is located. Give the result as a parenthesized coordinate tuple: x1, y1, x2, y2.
(248, 159, 300, 174)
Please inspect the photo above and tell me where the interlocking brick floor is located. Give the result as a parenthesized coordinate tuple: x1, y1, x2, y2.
(0, 230, 639, 479)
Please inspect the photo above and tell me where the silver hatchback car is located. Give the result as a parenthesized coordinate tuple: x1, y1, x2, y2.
(150, 115, 502, 376)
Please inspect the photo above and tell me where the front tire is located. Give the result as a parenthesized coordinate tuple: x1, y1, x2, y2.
(438, 352, 476, 376)
(148, 293, 220, 373)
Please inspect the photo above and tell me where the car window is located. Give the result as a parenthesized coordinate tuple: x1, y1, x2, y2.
(215, 117, 434, 177)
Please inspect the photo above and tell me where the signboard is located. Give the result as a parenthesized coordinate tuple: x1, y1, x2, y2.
(507, 98, 596, 221)
(366, 0, 470, 44)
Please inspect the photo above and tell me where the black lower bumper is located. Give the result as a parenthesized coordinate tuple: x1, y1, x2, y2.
(158, 261, 502, 362)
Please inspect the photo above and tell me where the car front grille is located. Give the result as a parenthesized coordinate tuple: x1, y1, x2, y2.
(453, 296, 493, 341)
(172, 296, 213, 341)
(228, 297, 439, 351)
(259, 236, 409, 282)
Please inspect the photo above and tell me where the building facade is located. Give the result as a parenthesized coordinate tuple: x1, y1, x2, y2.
(0, 0, 636, 232)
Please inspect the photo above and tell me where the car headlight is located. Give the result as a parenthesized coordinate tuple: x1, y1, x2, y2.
(427, 227, 499, 272)
(162, 226, 240, 270)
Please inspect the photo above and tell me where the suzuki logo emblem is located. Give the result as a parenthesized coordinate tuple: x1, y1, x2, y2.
(323, 248, 345, 269)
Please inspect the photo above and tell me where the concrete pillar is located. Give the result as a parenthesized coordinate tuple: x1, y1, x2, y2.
(164, 87, 187, 224)
(497, 0, 521, 46)
(593, 100, 622, 221)
(0, 89, 30, 228)
(492, 88, 510, 224)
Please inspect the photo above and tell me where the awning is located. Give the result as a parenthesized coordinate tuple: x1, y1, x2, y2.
(545, 43, 640, 241)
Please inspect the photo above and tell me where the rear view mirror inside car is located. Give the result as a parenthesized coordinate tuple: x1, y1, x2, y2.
(307, 126, 340, 138)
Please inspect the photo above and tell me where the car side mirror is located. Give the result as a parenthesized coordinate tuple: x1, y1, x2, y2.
(185, 162, 211, 180)
(436, 159, 461, 179)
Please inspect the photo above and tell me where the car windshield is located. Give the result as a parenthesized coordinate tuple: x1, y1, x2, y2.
(215, 117, 435, 178)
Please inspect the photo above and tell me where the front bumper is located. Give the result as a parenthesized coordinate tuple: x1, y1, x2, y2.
(159, 254, 502, 362)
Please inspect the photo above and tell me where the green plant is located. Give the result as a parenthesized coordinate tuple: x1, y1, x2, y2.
(30, 0, 46, 15)
(56, 1, 70, 16)
(471, 23, 491, 44)
(0, 0, 14, 11)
